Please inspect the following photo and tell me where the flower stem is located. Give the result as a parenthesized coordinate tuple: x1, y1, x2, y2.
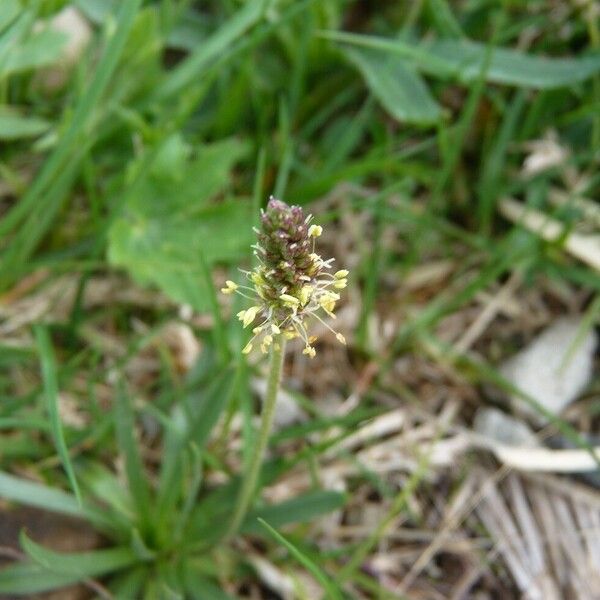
(226, 337, 286, 540)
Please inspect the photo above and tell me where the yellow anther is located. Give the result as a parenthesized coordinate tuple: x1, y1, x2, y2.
(336, 333, 346, 345)
(333, 279, 347, 289)
(239, 306, 260, 328)
(271, 324, 281, 334)
(280, 293, 300, 305)
(308, 224, 323, 237)
(242, 342, 253, 354)
(319, 291, 339, 314)
(299, 285, 313, 306)
(302, 345, 316, 358)
(221, 280, 238, 294)
(334, 270, 349, 279)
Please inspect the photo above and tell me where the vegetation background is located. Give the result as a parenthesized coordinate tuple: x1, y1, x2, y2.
(0, 0, 599, 598)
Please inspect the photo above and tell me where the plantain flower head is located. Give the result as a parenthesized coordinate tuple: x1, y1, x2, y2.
(222, 197, 348, 357)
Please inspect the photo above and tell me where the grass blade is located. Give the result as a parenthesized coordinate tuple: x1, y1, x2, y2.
(0, 0, 143, 271)
(33, 325, 81, 505)
(155, 0, 268, 101)
(258, 518, 342, 600)
(114, 379, 152, 533)
(243, 490, 346, 535)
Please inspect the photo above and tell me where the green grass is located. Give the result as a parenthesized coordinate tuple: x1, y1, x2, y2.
(0, 0, 599, 597)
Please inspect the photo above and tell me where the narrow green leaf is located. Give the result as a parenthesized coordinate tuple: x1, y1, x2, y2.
(0, 112, 51, 140)
(0, 562, 84, 595)
(21, 532, 137, 577)
(155, 0, 268, 100)
(0, 470, 81, 516)
(184, 570, 236, 600)
(114, 380, 152, 532)
(190, 366, 237, 450)
(34, 325, 81, 504)
(242, 491, 346, 535)
(0, 0, 143, 278)
(322, 30, 600, 89)
(258, 518, 342, 600)
(426, 0, 463, 38)
(0, 536, 137, 595)
(0, 470, 116, 533)
(108, 566, 148, 599)
(344, 47, 441, 125)
(77, 461, 133, 520)
(427, 38, 600, 88)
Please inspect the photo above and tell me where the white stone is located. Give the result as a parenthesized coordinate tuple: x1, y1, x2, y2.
(252, 378, 307, 429)
(473, 407, 538, 447)
(499, 317, 597, 421)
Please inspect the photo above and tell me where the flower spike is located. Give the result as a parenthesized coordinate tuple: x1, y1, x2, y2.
(223, 197, 348, 356)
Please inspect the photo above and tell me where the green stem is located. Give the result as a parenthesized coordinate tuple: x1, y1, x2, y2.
(226, 337, 286, 539)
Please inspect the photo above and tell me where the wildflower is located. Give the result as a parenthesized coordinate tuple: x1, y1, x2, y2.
(223, 196, 348, 356)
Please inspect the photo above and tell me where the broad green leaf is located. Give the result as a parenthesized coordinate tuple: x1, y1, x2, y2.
(0, 0, 20, 32)
(242, 490, 346, 535)
(344, 47, 441, 125)
(258, 518, 342, 600)
(0, 13, 35, 78)
(323, 30, 600, 89)
(108, 137, 251, 311)
(0, 112, 51, 140)
(3, 29, 67, 76)
(34, 325, 81, 504)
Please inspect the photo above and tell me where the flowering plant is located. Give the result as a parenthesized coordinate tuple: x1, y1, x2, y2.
(222, 197, 348, 539)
